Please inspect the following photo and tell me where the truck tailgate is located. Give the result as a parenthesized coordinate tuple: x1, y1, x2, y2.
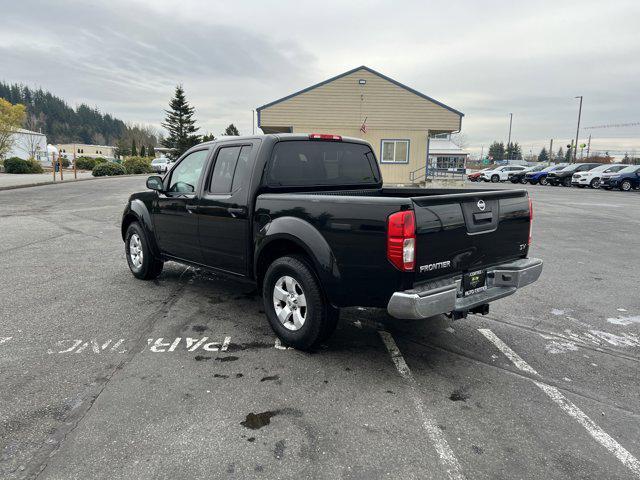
(411, 190, 530, 283)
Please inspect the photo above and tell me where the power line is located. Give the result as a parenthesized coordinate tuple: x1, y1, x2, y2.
(583, 122, 640, 130)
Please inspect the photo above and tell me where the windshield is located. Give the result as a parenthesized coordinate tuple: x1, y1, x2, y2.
(617, 166, 640, 174)
(531, 165, 546, 172)
(267, 141, 380, 187)
(607, 165, 626, 172)
(589, 164, 611, 173)
(560, 164, 580, 172)
(151, 158, 166, 165)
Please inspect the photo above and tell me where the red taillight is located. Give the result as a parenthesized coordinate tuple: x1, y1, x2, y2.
(528, 197, 533, 246)
(387, 210, 416, 271)
(309, 133, 342, 141)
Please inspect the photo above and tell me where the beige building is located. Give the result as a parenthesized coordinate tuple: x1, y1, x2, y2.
(257, 66, 464, 184)
(57, 144, 116, 160)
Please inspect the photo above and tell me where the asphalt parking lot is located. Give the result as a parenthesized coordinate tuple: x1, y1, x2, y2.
(1, 177, 639, 480)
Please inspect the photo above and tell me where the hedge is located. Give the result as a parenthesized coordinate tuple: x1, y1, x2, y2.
(123, 156, 153, 174)
(76, 156, 107, 170)
(92, 162, 127, 177)
(4, 157, 44, 174)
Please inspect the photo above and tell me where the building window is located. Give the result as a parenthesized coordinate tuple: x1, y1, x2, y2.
(381, 140, 409, 164)
(429, 132, 451, 139)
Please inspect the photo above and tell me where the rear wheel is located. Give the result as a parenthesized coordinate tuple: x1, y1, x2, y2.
(539, 177, 548, 186)
(562, 177, 572, 187)
(263, 256, 338, 350)
(125, 222, 163, 280)
(491, 174, 500, 183)
(621, 180, 633, 191)
(590, 178, 601, 189)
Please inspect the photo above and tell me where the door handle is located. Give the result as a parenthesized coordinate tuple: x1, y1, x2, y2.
(227, 207, 245, 218)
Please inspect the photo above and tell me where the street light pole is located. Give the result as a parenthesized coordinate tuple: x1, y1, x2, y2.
(507, 113, 513, 159)
(252, 109, 255, 135)
(573, 96, 583, 162)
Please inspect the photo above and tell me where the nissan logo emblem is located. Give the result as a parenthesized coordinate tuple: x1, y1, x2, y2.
(477, 199, 486, 211)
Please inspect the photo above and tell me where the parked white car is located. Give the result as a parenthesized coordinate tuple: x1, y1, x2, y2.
(151, 157, 173, 173)
(480, 165, 527, 183)
(571, 164, 626, 189)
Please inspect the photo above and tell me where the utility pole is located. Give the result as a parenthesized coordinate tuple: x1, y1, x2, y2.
(549, 139, 553, 163)
(480, 145, 484, 162)
(586, 134, 591, 158)
(573, 96, 583, 162)
(252, 110, 255, 135)
(507, 113, 513, 159)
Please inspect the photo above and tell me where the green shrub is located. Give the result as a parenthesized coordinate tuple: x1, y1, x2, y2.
(123, 156, 153, 174)
(75, 156, 107, 170)
(60, 157, 70, 168)
(4, 157, 44, 174)
(92, 162, 126, 177)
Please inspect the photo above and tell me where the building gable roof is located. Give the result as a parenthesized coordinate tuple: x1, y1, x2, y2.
(256, 65, 464, 117)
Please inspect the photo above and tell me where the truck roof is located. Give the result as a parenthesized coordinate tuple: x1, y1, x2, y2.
(199, 133, 370, 147)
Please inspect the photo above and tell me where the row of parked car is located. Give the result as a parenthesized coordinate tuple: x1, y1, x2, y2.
(468, 163, 640, 191)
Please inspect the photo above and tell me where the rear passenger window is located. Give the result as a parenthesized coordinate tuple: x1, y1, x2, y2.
(231, 146, 253, 192)
(210, 146, 240, 193)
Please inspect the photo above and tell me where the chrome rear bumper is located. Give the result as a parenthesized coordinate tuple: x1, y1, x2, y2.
(387, 258, 543, 320)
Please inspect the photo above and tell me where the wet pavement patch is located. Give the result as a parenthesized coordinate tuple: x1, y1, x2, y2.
(260, 375, 279, 382)
(216, 356, 239, 362)
(194, 355, 211, 361)
(241, 411, 278, 430)
(449, 388, 470, 402)
(274, 440, 285, 459)
(192, 325, 207, 333)
(472, 445, 484, 455)
(226, 341, 272, 352)
(247, 437, 255, 442)
(214, 374, 229, 379)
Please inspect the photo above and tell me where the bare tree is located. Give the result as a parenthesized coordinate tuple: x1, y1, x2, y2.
(450, 133, 469, 149)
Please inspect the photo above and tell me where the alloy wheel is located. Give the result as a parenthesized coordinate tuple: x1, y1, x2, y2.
(273, 276, 307, 331)
(129, 233, 144, 269)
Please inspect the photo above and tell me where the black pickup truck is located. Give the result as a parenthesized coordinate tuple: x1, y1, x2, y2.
(121, 134, 542, 349)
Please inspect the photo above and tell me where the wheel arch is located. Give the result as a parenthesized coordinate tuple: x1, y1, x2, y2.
(255, 217, 342, 306)
(121, 199, 160, 256)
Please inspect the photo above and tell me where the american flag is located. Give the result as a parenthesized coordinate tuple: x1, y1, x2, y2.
(360, 117, 367, 133)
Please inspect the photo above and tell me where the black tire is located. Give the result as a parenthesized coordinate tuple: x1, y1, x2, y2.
(562, 177, 572, 187)
(620, 180, 632, 191)
(529, 179, 538, 185)
(125, 222, 164, 280)
(510, 177, 519, 184)
(491, 174, 500, 183)
(263, 255, 338, 350)
(539, 177, 548, 186)
(590, 178, 600, 189)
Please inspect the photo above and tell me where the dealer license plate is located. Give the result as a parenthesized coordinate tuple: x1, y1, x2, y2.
(463, 270, 487, 296)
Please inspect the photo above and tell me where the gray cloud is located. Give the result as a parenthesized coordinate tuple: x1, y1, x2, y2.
(2, 0, 639, 155)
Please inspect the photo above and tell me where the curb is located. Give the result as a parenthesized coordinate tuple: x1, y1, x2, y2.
(0, 174, 149, 192)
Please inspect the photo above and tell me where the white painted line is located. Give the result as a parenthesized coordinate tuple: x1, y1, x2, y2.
(221, 336, 231, 351)
(274, 338, 289, 350)
(378, 330, 465, 480)
(0, 336, 13, 346)
(477, 328, 538, 375)
(478, 328, 640, 478)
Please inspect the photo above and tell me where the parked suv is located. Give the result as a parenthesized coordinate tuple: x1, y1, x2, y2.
(571, 164, 626, 189)
(151, 157, 172, 173)
(510, 164, 546, 184)
(480, 165, 527, 183)
(546, 163, 601, 187)
(600, 165, 640, 191)
(525, 164, 567, 185)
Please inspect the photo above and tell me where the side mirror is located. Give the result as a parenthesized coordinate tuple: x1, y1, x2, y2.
(146, 175, 164, 191)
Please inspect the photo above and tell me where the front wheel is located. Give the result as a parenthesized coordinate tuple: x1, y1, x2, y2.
(562, 177, 572, 187)
(539, 177, 548, 186)
(263, 256, 338, 350)
(491, 174, 500, 183)
(125, 222, 164, 280)
(590, 178, 600, 189)
(621, 180, 633, 191)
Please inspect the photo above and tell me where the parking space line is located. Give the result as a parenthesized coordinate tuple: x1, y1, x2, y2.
(478, 328, 640, 478)
(0, 336, 12, 346)
(378, 330, 465, 480)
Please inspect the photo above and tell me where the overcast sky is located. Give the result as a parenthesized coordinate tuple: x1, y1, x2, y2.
(3, 0, 639, 156)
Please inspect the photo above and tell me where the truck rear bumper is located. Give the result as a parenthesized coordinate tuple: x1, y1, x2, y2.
(387, 258, 543, 320)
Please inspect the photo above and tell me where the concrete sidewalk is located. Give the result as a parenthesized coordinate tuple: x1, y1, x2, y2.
(0, 171, 94, 189)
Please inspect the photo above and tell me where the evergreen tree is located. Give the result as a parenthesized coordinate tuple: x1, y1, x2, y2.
(201, 133, 216, 142)
(148, 145, 155, 157)
(505, 142, 522, 160)
(488, 141, 505, 161)
(140, 145, 146, 157)
(564, 147, 572, 162)
(131, 139, 137, 156)
(538, 147, 549, 163)
(224, 124, 240, 136)
(162, 85, 200, 157)
(557, 147, 564, 161)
